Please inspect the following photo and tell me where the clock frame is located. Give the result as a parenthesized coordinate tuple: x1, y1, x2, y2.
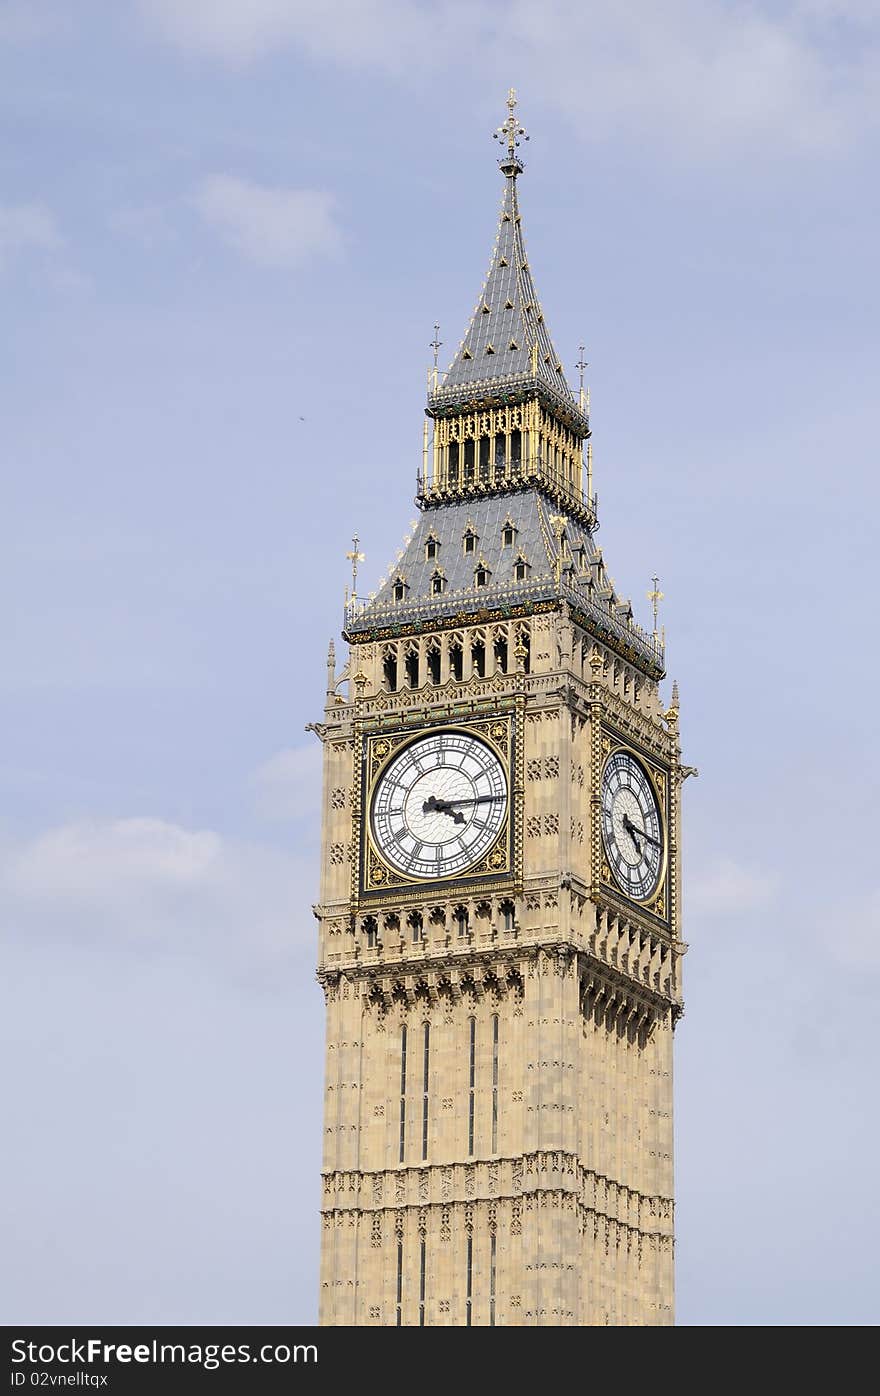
(355, 712, 517, 902)
(597, 729, 671, 924)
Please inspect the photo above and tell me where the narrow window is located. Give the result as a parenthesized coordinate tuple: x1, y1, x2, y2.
(502, 524, 515, 547)
(405, 650, 419, 689)
(419, 1238, 426, 1327)
(450, 643, 463, 682)
(455, 906, 468, 938)
(468, 1016, 476, 1156)
(448, 440, 459, 486)
(396, 1240, 403, 1327)
(409, 911, 423, 943)
(514, 557, 528, 582)
(494, 435, 507, 476)
(489, 1233, 496, 1327)
(383, 653, 398, 690)
(399, 1024, 407, 1163)
(394, 580, 406, 603)
(425, 537, 439, 561)
(463, 440, 475, 484)
(475, 566, 488, 588)
(479, 436, 490, 481)
(471, 641, 485, 677)
(431, 573, 444, 596)
(491, 1014, 499, 1154)
(463, 530, 477, 555)
(500, 900, 515, 931)
(494, 637, 508, 674)
(427, 648, 441, 683)
(510, 428, 522, 469)
(364, 916, 378, 949)
(466, 1235, 473, 1327)
(422, 1021, 430, 1161)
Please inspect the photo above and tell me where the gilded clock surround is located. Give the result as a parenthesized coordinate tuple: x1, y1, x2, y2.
(312, 94, 687, 1327)
(598, 737, 670, 922)
(359, 715, 518, 899)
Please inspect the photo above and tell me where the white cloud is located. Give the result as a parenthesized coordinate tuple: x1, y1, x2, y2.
(141, 0, 435, 66)
(820, 888, 880, 971)
(0, 816, 313, 972)
(193, 175, 342, 269)
(141, 0, 880, 160)
(110, 204, 174, 249)
(0, 203, 61, 269)
(0, 1, 62, 43)
(251, 743, 322, 822)
(686, 857, 776, 917)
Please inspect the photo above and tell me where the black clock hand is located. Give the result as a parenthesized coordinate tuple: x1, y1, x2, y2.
(443, 795, 503, 807)
(622, 813, 642, 855)
(422, 794, 503, 820)
(422, 795, 466, 824)
(622, 813, 661, 849)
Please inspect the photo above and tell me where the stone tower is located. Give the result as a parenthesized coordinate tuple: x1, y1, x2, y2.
(313, 94, 686, 1327)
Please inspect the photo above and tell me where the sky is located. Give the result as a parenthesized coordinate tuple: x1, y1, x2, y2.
(2, 0, 879, 1327)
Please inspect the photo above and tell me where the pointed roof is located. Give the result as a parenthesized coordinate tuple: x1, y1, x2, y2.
(343, 490, 664, 678)
(441, 171, 568, 395)
(427, 95, 589, 437)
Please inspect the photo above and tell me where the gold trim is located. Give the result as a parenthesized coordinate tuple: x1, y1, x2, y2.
(599, 741, 669, 911)
(362, 717, 514, 894)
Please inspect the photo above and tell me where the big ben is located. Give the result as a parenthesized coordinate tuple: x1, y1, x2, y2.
(311, 93, 686, 1327)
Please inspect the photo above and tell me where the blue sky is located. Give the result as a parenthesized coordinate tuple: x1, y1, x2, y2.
(2, 0, 879, 1325)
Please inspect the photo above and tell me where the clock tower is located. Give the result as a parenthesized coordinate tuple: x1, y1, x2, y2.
(312, 94, 686, 1326)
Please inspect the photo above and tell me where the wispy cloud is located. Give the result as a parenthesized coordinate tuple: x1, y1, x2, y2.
(686, 857, 776, 917)
(0, 1, 63, 43)
(141, 0, 880, 161)
(0, 816, 310, 974)
(110, 203, 174, 249)
(140, 0, 435, 67)
(0, 203, 61, 270)
(820, 888, 880, 972)
(251, 743, 322, 822)
(193, 175, 342, 269)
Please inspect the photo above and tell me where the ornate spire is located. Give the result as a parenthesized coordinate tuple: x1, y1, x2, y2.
(492, 86, 529, 175)
(428, 91, 586, 434)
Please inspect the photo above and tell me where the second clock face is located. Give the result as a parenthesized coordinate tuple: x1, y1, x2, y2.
(601, 750, 664, 902)
(371, 730, 508, 880)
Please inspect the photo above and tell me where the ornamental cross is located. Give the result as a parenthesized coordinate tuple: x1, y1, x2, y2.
(430, 324, 442, 369)
(346, 533, 365, 599)
(576, 344, 588, 395)
(648, 575, 664, 636)
(493, 87, 529, 158)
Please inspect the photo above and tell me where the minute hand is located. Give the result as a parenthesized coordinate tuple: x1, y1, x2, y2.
(445, 795, 504, 806)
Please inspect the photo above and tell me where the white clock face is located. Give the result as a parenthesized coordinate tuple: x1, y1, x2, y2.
(371, 730, 508, 880)
(601, 750, 664, 902)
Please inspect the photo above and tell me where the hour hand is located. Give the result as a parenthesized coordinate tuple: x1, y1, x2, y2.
(622, 813, 642, 854)
(623, 813, 660, 849)
(422, 794, 465, 824)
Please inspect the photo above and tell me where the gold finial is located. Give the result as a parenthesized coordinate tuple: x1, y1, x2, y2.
(346, 533, 365, 601)
(576, 344, 588, 409)
(430, 324, 442, 392)
(493, 87, 529, 164)
(549, 513, 567, 586)
(648, 575, 664, 639)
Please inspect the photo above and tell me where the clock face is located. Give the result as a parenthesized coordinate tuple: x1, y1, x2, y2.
(601, 750, 664, 902)
(371, 730, 508, 881)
